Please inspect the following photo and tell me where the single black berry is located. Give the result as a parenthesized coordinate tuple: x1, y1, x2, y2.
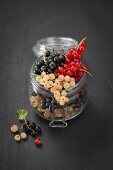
(54, 56, 60, 63)
(60, 62, 64, 67)
(46, 68, 53, 74)
(59, 55, 66, 62)
(40, 65, 47, 72)
(34, 68, 41, 75)
(29, 122, 36, 129)
(35, 126, 42, 134)
(41, 102, 47, 109)
(48, 56, 54, 62)
(49, 62, 57, 70)
(31, 131, 37, 137)
(45, 51, 51, 57)
(22, 124, 30, 133)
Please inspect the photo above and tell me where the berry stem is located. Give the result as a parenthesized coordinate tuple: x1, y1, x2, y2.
(80, 69, 92, 76)
(76, 37, 87, 50)
(24, 119, 39, 136)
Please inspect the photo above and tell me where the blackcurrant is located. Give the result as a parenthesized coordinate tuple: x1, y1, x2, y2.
(31, 131, 37, 137)
(41, 102, 47, 109)
(46, 97, 52, 103)
(39, 59, 45, 66)
(34, 68, 41, 75)
(48, 56, 54, 62)
(35, 126, 42, 134)
(40, 65, 47, 72)
(60, 62, 64, 67)
(45, 51, 51, 57)
(22, 124, 30, 133)
(54, 56, 60, 63)
(46, 68, 53, 74)
(59, 55, 66, 62)
(29, 122, 36, 129)
(49, 62, 57, 70)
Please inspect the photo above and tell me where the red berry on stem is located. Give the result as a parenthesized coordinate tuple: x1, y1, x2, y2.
(70, 48, 76, 53)
(67, 70, 73, 76)
(66, 52, 73, 60)
(35, 138, 42, 146)
(74, 59, 79, 63)
(75, 62, 81, 68)
(78, 72, 84, 78)
(58, 67, 64, 73)
(65, 58, 71, 64)
(70, 66, 77, 73)
(82, 66, 88, 72)
(63, 70, 67, 76)
(78, 54, 82, 61)
(79, 46, 86, 52)
(64, 64, 69, 69)
(81, 40, 87, 47)
(70, 62, 76, 67)
(72, 50, 79, 58)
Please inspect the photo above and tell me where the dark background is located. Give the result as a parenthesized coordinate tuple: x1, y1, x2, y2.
(0, 0, 113, 170)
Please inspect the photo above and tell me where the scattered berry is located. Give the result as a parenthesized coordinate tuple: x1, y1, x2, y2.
(35, 138, 42, 146)
(11, 125, 19, 133)
(14, 135, 21, 142)
(21, 132, 27, 139)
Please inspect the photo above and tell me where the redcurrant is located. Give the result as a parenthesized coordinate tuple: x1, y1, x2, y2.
(81, 40, 87, 47)
(58, 67, 64, 73)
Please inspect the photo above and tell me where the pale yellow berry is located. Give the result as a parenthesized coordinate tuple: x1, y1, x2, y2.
(49, 73, 55, 80)
(41, 71, 46, 77)
(11, 125, 19, 133)
(50, 87, 57, 93)
(48, 81, 54, 87)
(70, 78, 75, 82)
(54, 90, 60, 97)
(39, 79, 46, 85)
(44, 83, 50, 90)
(65, 76, 71, 82)
(44, 75, 50, 81)
(21, 132, 27, 139)
(60, 96, 66, 102)
(61, 90, 67, 96)
(29, 96, 38, 107)
(59, 101, 65, 106)
(65, 97, 69, 103)
(44, 109, 50, 118)
(58, 75, 64, 81)
(63, 82, 70, 90)
(36, 75, 41, 82)
(67, 106, 74, 113)
(52, 84, 58, 89)
(70, 81, 76, 87)
(55, 79, 60, 85)
(54, 95, 60, 102)
(14, 135, 21, 142)
(57, 84, 63, 91)
(55, 109, 63, 118)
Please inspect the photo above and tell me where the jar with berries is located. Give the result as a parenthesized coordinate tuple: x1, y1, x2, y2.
(29, 37, 90, 128)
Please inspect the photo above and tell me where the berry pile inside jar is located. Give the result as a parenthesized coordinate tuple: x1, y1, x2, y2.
(30, 38, 90, 119)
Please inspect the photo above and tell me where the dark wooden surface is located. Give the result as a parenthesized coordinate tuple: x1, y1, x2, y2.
(1, 0, 113, 170)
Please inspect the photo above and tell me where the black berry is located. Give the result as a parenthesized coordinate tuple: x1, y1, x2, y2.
(29, 122, 36, 129)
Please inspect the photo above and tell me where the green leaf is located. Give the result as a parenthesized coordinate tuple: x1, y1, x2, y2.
(16, 109, 28, 120)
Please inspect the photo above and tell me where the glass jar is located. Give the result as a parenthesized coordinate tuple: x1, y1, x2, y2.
(29, 37, 87, 128)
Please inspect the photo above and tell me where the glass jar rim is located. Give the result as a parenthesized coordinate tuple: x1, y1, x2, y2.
(32, 37, 78, 57)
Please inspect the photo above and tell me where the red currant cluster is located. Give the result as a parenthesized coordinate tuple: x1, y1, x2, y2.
(57, 38, 88, 83)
